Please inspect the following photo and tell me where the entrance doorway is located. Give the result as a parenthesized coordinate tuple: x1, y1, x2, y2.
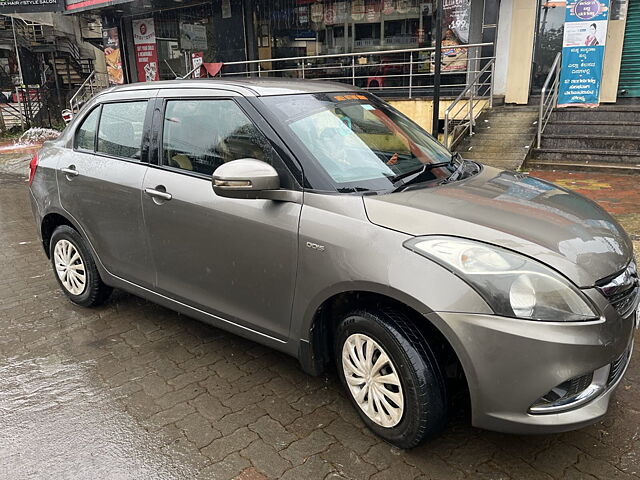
(531, 1, 565, 93)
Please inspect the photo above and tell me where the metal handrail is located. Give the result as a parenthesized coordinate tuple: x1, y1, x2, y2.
(224, 42, 492, 66)
(69, 71, 109, 112)
(443, 58, 495, 149)
(184, 42, 494, 99)
(70, 71, 96, 111)
(537, 52, 562, 148)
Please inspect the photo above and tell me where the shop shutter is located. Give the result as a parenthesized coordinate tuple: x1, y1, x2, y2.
(619, 0, 640, 97)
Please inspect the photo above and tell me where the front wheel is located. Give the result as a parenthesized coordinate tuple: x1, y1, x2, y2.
(335, 308, 447, 448)
(49, 225, 112, 307)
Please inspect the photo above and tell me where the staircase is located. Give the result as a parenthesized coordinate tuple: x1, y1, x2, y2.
(455, 104, 539, 171)
(526, 104, 640, 174)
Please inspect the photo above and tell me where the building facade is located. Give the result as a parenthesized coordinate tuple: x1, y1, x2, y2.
(64, 0, 496, 94)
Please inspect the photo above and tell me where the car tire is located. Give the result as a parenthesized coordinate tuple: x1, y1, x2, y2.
(335, 308, 447, 449)
(49, 225, 112, 307)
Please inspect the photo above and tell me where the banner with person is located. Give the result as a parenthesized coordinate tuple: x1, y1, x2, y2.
(558, 0, 610, 107)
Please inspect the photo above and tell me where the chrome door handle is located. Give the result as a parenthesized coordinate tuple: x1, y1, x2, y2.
(144, 188, 172, 201)
(61, 167, 79, 177)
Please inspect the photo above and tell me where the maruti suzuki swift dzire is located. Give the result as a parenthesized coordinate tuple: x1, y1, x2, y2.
(28, 79, 638, 448)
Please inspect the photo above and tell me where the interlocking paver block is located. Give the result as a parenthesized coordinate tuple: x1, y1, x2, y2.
(2, 162, 640, 479)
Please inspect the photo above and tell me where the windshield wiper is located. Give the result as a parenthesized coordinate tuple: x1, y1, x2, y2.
(442, 152, 466, 184)
(390, 159, 454, 192)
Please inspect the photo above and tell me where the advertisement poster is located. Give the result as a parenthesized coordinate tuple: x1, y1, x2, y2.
(324, 3, 335, 24)
(335, 2, 348, 23)
(296, 5, 309, 24)
(102, 27, 123, 85)
(365, 0, 381, 22)
(222, 0, 231, 19)
(133, 18, 159, 82)
(311, 2, 324, 22)
(558, 0, 610, 107)
(441, 0, 470, 71)
(351, 0, 365, 20)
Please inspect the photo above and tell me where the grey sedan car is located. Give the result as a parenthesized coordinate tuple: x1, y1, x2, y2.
(28, 79, 638, 448)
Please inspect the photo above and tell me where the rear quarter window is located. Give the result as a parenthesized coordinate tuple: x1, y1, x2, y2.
(74, 107, 100, 151)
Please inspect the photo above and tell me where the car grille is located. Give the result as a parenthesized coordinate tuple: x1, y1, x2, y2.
(608, 342, 633, 386)
(597, 260, 639, 319)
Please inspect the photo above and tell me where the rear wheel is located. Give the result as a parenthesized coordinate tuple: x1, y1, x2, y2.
(335, 308, 447, 448)
(50, 225, 112, 307)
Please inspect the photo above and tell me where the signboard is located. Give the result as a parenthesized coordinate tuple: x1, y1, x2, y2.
(191, 52, 203, 78)
(133, 18, 159, 82)
(0, 0, 63, 13)
(180, 23, 208, 51)
(102, 26, 123, 85)
(558, 0, 610, 107)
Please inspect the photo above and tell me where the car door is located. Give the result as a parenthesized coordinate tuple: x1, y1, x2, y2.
(142, 90, 302, 340)
(57, 90, 156, 288)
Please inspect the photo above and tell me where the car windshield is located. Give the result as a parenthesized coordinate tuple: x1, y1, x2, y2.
(262, 93, 459, 193)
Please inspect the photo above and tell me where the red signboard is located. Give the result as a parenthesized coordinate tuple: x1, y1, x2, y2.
(133, 18, 159, 82)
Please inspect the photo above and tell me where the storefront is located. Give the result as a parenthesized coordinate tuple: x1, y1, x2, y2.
(66, 0, 251, 83)
(65, 0, 496, 95)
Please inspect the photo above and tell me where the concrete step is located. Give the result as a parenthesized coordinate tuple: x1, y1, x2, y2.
(540, 134, 640, 151)
(459, 144, 532, 154)
(462, 149, 531, 160)
(544, 120, 640, 135)
(526, 159, 640, 175)
(531, 148, 640, 164)
(478, 111, 539, 120)
(465, 157, 523, 170)
(475, 117, 538, 128)
(551, 109, 640, 122)
(472, 125, 538, 135)
(457, 132, 535, 144)
(493, 105, 539, 112)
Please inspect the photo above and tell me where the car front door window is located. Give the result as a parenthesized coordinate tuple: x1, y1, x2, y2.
(161, 99, 277, 176)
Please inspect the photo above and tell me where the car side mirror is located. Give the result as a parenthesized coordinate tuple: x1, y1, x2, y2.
(212, 159, 281, 199)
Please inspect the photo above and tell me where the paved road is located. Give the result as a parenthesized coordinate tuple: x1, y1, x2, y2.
(1, 165, 639, 480)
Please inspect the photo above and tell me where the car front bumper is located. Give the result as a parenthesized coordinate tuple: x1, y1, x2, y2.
(427, 291, 637, 434)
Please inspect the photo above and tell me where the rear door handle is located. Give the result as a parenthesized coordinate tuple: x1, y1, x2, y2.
(144, 187, 172, 201)
(61, 166, 79, 177)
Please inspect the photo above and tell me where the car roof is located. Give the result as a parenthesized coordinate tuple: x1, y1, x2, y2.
(98, 78, 361, 98)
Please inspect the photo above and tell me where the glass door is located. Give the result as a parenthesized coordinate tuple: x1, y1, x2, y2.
(531, 1, 566, 93)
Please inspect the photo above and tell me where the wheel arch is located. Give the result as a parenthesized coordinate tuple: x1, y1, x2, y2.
(41, 211, 80, 258)
(300, 288, 470, 406)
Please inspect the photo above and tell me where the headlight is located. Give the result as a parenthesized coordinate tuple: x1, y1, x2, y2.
(404, 236, 599, 322)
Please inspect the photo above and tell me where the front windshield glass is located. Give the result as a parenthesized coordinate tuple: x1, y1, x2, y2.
(262, 93, 456, 192)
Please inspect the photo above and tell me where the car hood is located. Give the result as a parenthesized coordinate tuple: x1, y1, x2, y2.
(363, 166, 633, 287)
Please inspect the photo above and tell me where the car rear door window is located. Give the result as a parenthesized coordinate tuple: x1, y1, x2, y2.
(75, 107, 100, 151)
(97, 101, 147, 160)
(162, 99, 275, 176)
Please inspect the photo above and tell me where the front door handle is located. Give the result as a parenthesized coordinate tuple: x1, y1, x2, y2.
(61, 166, 79, 177)
(144, 187, 172, 201)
